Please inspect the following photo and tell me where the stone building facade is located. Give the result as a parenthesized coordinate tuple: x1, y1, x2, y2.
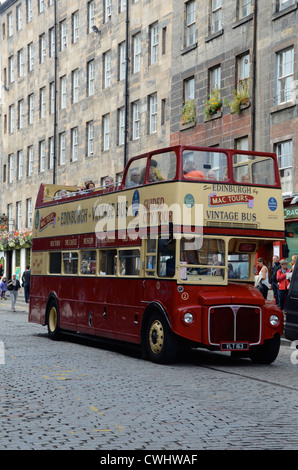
(1, 0, 298, 276)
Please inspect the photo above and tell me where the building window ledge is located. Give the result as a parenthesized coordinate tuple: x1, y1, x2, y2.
(205, 29, 224, 43)
(232, 13, 253, 29)
(272, 4, 297, 21)
(180, 120, 196, 131)
(270, 101, 296, 114)
(204, 110, 223, 122)
(181, 42, 198, 55)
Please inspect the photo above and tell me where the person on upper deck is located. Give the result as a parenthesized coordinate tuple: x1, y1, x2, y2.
(184, 161, 205, 180)
(207, 170, 217, 181)
(105, 176, 114, 186)
(127, 170, 141, 187)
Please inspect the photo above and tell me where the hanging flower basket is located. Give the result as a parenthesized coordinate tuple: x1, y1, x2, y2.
(225, 78, 250, 114)
(181, 98, 196, 125)
(0, 230, 33, 251)
(203, 87, 222, 121)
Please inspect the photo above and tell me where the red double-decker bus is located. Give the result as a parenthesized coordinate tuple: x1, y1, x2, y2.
(29, 145, 284, 364)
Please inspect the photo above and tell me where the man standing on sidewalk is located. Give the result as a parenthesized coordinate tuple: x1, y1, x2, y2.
(270, 255, 281, 307)
(21, 265, 31, 304)
(7, 274, 21, 312)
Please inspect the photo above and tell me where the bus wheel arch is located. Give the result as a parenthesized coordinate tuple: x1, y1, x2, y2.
(141, 303, 178, 364)
(46, 294, 60, 340)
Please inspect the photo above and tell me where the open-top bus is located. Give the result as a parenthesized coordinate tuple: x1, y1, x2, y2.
(29, 145, 284, 364)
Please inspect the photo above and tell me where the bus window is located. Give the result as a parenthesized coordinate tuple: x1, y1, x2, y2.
(49, 252, 61, 274)
(179, 237, 225, 281)
(145, 238, 157, 276)
(124, 158, 144, 188)
(119, 249, 140, 276)
(183, 150, 227, 181)
(149, 152, 177, 181)
(99, 249, 117, 275)
(227, 254, 249, 280)
(81, 250, 96, 275)
(63, 252, 78, 274)
(252, 158, 275, 185)
(158, 238, 176, 277)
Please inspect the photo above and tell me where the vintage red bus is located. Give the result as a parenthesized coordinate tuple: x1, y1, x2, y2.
(29, 145, 284, 364)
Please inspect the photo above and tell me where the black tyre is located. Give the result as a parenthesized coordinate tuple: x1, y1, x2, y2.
(47, 298, 60, 340)
(249, 334, 280, 364)
(143, 310, 178, 364)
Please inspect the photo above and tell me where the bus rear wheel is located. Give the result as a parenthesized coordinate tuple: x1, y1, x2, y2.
(143, 311, 177, 364)
(47, 298, 60, 340)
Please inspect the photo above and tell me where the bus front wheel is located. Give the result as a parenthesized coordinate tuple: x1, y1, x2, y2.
(249, 334, 280, 364)
(143, 311, 177, 364)
(47, 298, 60, 340)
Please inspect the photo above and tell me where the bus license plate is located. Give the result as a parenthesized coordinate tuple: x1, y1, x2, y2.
(220, 342, 249, 351)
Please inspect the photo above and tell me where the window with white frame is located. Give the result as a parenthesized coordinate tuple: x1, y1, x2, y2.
(133, 33, 141, 73)
(50, 82, 55, 114)
(7, 12, 13, 37)
(87, 60, 95, 96)
(49, 136, 54, 169)
(39, 33, 46, 64)
(18, 49, 24, 77)
(71, 127, 79, 161)
(59, 132, 66, 165)
(39, 140, 45, 172)
(184, 76, 195, 101)
(16, 4, 23, 31)
(103, 114, 110, 151)
(149, 93, 157, 134)
(120, 0, 126, 12)
(8, 55, 14, 83)
(72, 69, 79, 103)
(210, 65, 221, 92)
(104, 51, 111, 88)
(40, 87, 46, 118)
(28, 94, 34, 124)
(26, 198, 32, 228)
(60, 19, 67, 51)
(49, 27, 55, 58)
(104, 0, 112, 23)
(72, 11, 79, 43)
(39, 0, 45, 14)
(276, 47, 294, 105)
(88, 1, 95, 33)
(17, 150, 23, 180)
(237, 52, 250, 93)
(150, 23, 159, 65)
(239, 0, 252, 19)
(8, 154, 14, 183)
(8, 204, 13, 231)
(9, 105, 15, 134)
(118, 107, 125, 145)
(60, 76, 67, 109)
(119, 42, 126, 81)
(186, 0, 196, 47)
(28, 42, 34, 71)
(87, 121, 94, 156)
(278, 0, 295, 11)
(28, 145, 33, 176)
(132, 101, 140, 140)
(16, 201, 22, 230)
(27, 0, 33, 23)
(276, 140, 293, 194)
(211, 0, 222, 34)
(18, 99, 24, 129)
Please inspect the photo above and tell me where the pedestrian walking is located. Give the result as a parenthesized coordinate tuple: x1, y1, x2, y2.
(270, 255, 281, 307)
(256, 258, 270, 299)
(7, 274, 21, 312)
(276, 259, 290, 311)
(21, 265, 31, 303)
(0, 277, 7, 300)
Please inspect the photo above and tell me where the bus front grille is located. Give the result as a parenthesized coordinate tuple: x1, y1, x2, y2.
(208, 305, 261, 346)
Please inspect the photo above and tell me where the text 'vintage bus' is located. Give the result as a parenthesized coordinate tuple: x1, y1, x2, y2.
(29, 145, 284, 364)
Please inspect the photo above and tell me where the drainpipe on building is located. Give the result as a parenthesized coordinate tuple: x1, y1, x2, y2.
(123, 2, 129, 169)
(251, 0, 257, 151)
(53, 0, 58, 185)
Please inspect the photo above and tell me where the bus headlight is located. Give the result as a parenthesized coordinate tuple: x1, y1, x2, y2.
(270, 315, 279, 326)
(183, 312, 194, 324)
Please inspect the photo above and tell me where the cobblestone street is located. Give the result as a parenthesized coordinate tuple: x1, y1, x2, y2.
(1, 304, 298, 451)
